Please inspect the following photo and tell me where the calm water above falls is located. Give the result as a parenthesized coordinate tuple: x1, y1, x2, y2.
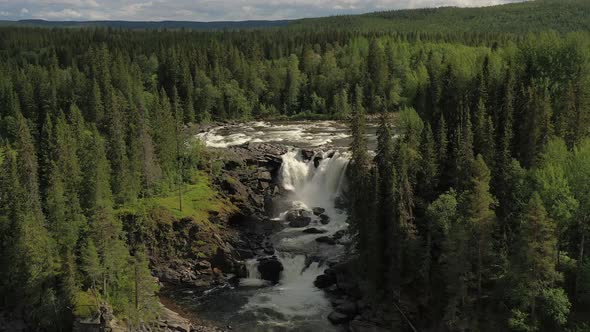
(186, 121, 377, 331)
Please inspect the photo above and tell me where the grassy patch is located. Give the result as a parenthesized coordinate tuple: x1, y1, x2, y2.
(150, 171, 237, 226)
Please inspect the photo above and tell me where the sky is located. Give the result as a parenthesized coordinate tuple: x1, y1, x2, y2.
(0, 0, 525, 21)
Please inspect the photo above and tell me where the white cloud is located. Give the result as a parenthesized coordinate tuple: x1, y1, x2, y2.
(20, 8, 29, 14)
(40, 8, 83, 19)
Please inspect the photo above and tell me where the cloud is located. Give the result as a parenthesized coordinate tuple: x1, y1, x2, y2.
(0, 0, 526, 21)
(40, 8, 83, 19)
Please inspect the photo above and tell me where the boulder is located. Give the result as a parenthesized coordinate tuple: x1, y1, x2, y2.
(332, 230, 347, 240)
(288, 216, 312, 228)
(257, 256, 283, 283)
(303, 227, 327, 234)
(319, 214, 330, 224)
(315, 236, 336, 245)
(286, 209, 311, 222)
(313, 156, 323, 168)
(312, 207, 326, 216)
(314, 274, 336, 289)
(300, 149, 315, 160)
(328, 311, 350, 325)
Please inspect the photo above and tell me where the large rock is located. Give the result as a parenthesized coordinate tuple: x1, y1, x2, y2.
(328, 311, 350, 325)
(287, 210, 313, 227)
(313, 155, 323, 168)
(300, 149, 315, 160)
(316, 236, 336, 245)
(319, 214, 330, 225)
(314, 274, 336, 289)
(332, 230, 347, 240)
(289, 216, 312, 228)
(257, 256, 283, 283)
(286, 209, 311, 221)
(312, 207, 326, 216)
(303, 227, 327, 234)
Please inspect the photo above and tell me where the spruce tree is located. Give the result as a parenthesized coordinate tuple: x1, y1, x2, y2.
(509, 192, 569, 331)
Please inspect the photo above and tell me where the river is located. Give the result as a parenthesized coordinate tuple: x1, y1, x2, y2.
(179, 121, 377, 331)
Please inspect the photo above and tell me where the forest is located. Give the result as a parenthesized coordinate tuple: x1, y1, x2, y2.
(0, 0, 589, 330)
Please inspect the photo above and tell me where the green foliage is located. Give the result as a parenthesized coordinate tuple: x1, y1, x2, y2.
(291, 0, 590, 34)
(0, 2, 589, 329)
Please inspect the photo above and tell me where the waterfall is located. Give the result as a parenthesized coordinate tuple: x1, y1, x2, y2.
(238, 149, 351, 326)
(191, 121, 362, 331)
(279, 149, 350, 220)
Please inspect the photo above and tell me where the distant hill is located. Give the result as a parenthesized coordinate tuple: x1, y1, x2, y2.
(0, 19, 290, 30)
(0, 0, 587, 33)
(288, 0, 590, 33)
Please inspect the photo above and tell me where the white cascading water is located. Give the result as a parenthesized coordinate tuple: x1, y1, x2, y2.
(239, 149, 350, 328)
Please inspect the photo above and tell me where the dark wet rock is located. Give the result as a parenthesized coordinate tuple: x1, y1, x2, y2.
(313, 155, 323, 168)
(286, 209, 311, 221)
(312, 207, 326, 215)
(257, 256, 284, 283)
(303, 227, 327, 234)
(328, 311, 350, 325)
(316, 236, 336, 245)
(314, 274, 336, 289)
(300, 149, 315, 160)
(287, 211, 312, 228)
(332, 230, 347, 240)
(319, 214, 330, 224)
(289, 216, 311, 228)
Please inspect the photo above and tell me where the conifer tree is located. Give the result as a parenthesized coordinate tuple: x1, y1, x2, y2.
(349, 84, 371, 264)
(509, 192, 569, 331)
(444, 155, 496, 328)
(374, 110, 396, 294)
(418, 123, 438, 203)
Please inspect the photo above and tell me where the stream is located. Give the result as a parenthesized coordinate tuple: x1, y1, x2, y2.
(179, 121, 377, 331)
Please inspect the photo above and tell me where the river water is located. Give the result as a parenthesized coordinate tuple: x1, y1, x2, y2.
(185, 121, 376, 331)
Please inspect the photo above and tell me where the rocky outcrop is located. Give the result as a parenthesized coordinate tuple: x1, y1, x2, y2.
(286, 209, 312, 228)
(316, 260, 400, 330)
(312, 207, 325, 215)
(257, 256, 284, 283)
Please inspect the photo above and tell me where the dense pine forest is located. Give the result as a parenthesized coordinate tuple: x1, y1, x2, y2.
(0, 0, 589, 330)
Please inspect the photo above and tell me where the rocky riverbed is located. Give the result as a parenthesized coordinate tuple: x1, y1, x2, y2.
(146, 121, 389, 331)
